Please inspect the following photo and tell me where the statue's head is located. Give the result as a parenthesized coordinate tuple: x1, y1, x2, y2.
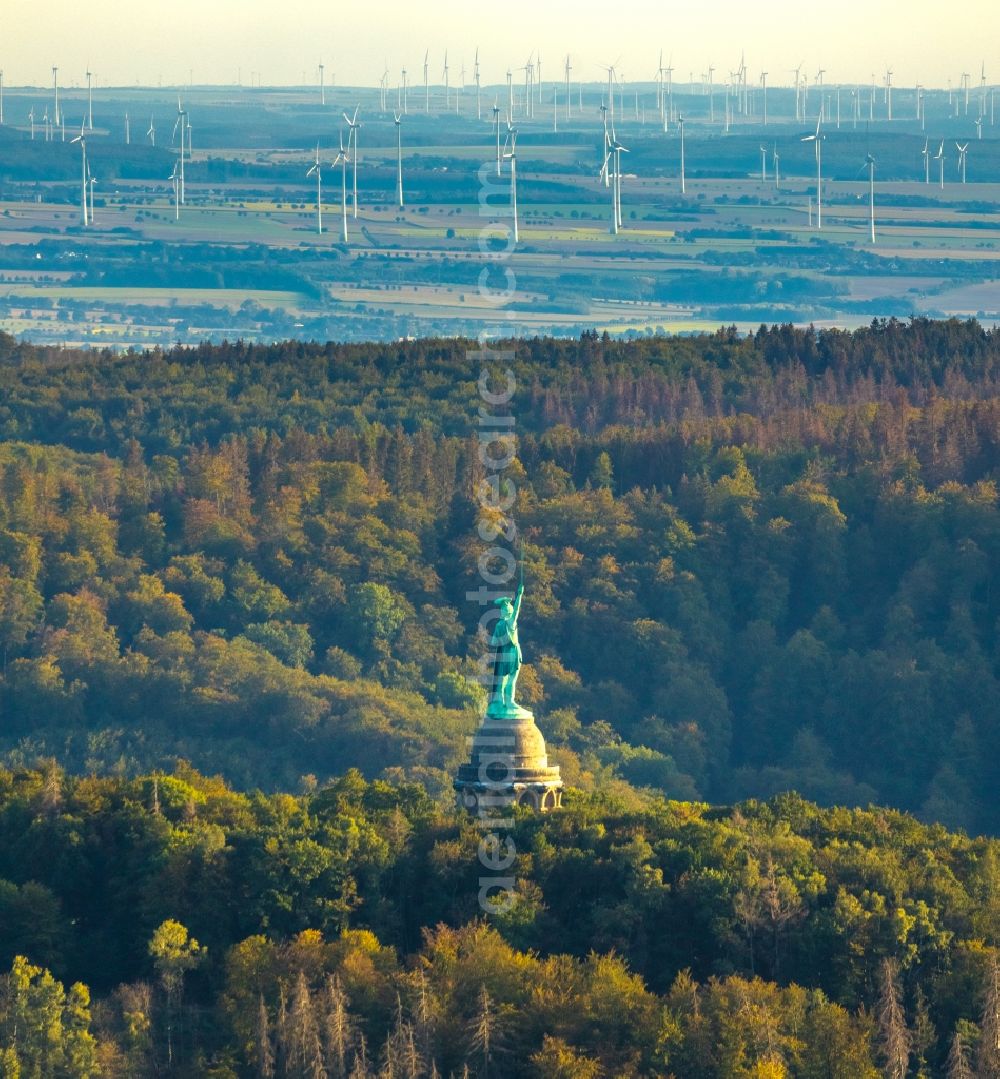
(494, 596, 514, 618)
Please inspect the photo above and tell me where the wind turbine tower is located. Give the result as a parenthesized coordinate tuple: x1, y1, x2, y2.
(334, 133, 349, 242)
(306, 144, 324, 234)
(678, 114, 686, 194)
(394, 112, 404, 207)
(344, 106, 361, 218)
(71, 125, 89, 226)
(475, 49, 482, 120)
(502, 121, 519, 244)
(493, 100, 501, 176)
(864, 153, 876, 244)
(173, 100, 187, 204)
(565, 55, 572, 119)
(802, 110, 825, 229)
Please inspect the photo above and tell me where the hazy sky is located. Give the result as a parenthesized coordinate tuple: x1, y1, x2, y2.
(5, 0, 998, 89)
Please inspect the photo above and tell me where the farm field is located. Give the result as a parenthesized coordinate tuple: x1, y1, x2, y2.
(0, 81, 998, 344)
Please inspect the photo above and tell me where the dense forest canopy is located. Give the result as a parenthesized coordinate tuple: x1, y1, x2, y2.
(0, 765, 998, 1076)
(0, 320, 999, 828)
(2, 319, 1000, 1075)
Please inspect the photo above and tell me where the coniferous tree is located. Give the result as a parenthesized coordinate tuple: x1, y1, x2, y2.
(876, 958, 911, 1079)
(945, 1030, 973, 1079)
(467, 986, 503, 1079)
(978, 953, 1000, 1079)
(323, 976, 352, 1079)
(256, 995, 276, 1079)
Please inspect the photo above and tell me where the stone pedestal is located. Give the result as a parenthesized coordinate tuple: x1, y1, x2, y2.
(454, 703, 563, 813)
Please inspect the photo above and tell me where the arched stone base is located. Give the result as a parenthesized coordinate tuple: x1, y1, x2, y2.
(454, 710, 563, 815)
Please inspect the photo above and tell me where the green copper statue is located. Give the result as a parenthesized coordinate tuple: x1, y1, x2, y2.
(490, 581, 524, 715)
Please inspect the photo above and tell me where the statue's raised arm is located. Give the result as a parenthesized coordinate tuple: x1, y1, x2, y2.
(510, 581, 524, 623)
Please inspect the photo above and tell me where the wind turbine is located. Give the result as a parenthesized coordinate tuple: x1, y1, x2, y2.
(401, 68, 408, 114)
(424, 50, 430, 112)
(884, 68, 893, 120)
(170, 162, 180, 220)
(862, 152, 876, 244)
(52, 66, 60, 127)
(759, 144, 767, 182)
(565, 55, 572, 119)
(521, 55, 534, 120)
(663, 59, 674, 129)
(333, 132, 349, 242)
(975, 116, 983, 140)
(760, 72, 768, 125)
(600, 102, 610, 188)
(492, 99, 501, 176)
(443, 51, 450, 110)
(601, 62, 618, 127)
(71, 123, 89, 226)
(956, 142, 968, 183)
(87, 166, 97, 227)
(502, 117, 519, 244)
(773, 145, 780, 186)
(678, 113, 686, 194)
(172, 99, 187, 204)
(801, 109, 825, 229)
(935, 140, 945, 189)
(343, 106, 361, 218)
(319, 62, 325, 106)
(474, 49, 482, 120)
(86, 68, 93, 129)
(147, 116, 156, 147)
(921, 137, 930, 183)
(600, 123, 629, 233)
(124, 112, 130, 144)
(655, 50, 664, 118)
(306, 143, 324, 234)
(394, 111, 404, 207)
(42, 108, 50, 142)
(29, 108, 35, 140)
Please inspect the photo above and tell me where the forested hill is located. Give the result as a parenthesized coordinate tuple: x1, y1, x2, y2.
(1, 320, 1000, 831)
(0, 766, 999, 1076)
